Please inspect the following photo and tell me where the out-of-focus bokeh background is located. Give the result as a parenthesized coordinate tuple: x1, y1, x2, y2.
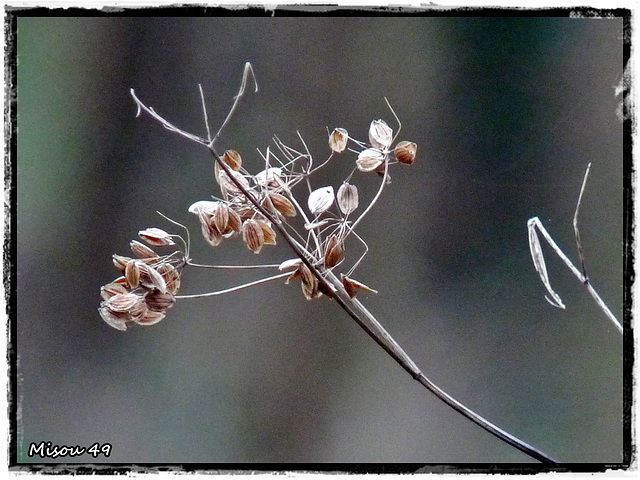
(14, 14, 624, 465)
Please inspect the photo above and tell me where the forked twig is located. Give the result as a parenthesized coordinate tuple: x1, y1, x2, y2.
(129, 65, 560, 463)
(527, 163, 622, 334)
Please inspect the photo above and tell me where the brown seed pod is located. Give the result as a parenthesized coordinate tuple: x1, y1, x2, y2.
(324, 235, 343, 268)
(341, 274, 378, 299)
(221, 150, 242, 170)
(144, 291, 176, 312)
(242, 218, 265, 254)
(394, 141, 417, 165)
(264, 193, 296, 218)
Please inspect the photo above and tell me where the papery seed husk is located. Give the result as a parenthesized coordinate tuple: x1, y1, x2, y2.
(337, 183, 359, 215)
(144, 291, 176, 312)
(265, 193, 296, 218)
(324, 235, 343, 268)
(125, 259, 141, 288)
(368, 119, 393, 150)
(129, 299, 149, 321)
(112, 254, 132, 272)
(135, 309, 166, 326)
(138, 228, 176, 247)
(105, 292, 141, 313)
(222, 150, 242, 171)
(329, 128, 348, 153)
(156, 263, 181, 295)
(100, 282, 129, 301)
(356, 148, 385, 172)
(99, 306, 128, 331)
(341, 274, 378, 298)
(213, 203, 230, 234)
(308, 186, 335, 215)
(223, 207, 242, 236)
(138, 263, 168, 293)
(188, 200, 220, 215)
(242, 219, 265, 254)
(299, 264, 322, 300)
(279, 258, 303, 271)
(130, 240, 158, 259)
(394, 141, 417, 165)
(254, 167, 283, 188)
(219, 169, 251, 195)
(200, 211, 223, 247)
(259, 220, 277, 246)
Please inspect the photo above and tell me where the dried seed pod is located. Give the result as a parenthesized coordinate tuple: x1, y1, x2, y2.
(138, 228, 176, 247)
(341, 274, 378, 298)
(299, 264, 322, 300)
(138, 263, 168, 294)
(368, 119, 393, 150)
(223, 207, 242, 236)
(105, 292, 141, 313)
(130, 240, 158, 259)
(308, 186, 335, 215)
(337, 183, 359, 215)
(144, 291, 176, 312)
(394, 141, 417, 165)
(129, 299, 149, 321)
(264, 193, 296, 218)
(242, 218, 265, 254)
(259, 220, 277, 245)
(134, 309, 166, 326)
(99, 306, 129, 331)
(100, 281, 129, 301)
(188, 200, 220, 215)
(324, 235, 343, 268)
(156, 263, 181, 295)
(356, 148, 385, 172)
(221, 149, 242, 170)
(199, 211, 223, 247)
(279, 258, 303, 271)
(125, 259, 141, 288)
(213, 202, 230, 234)
(112, 254, 131, 272)
(329, 128, 348, 153)
(218, 169, 251, 195)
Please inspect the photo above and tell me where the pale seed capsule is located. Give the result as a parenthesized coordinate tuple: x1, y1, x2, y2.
(213, 203, 230, 234)
(356, 148, 385, 172)
(259, 220, 277, 245)
(130, 240, 158, 259)
(223, 207, 242, 237)
(125, 259, 141, 288)
(279, 258, 303, 271)
(138, 263, 168, 294)
(100, 281, 129, 301)
(188, 200, 220, 216)
(218, 169, 250, 195)
(368, 119, 393, 150)
(199, 211, 223, 247)
(254, 167, 284, 189)
(221, 149, 242, 171)
(105, 292, 141, 313)
(324, 235, 343, 268)
(329, 128, 348, 153)
(138, 228, 176, 247)
(156, 263, 181, 295)
(394, 141, 417, 165)
(134, 309, 166, 326)
(112, 254, 132, 272)
(264, 193, 296, 218)
(99, 306, 128, 331)
(299, 264, 322, 300)
(308, 186, 335, 215)
(242, 218, 265, 254)
(337, 183, 359, 215)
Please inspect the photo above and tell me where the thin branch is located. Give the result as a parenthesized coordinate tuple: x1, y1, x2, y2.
(176, 272, 290, 299)
(527, 164, 622, 334)
(132, 81, 560, 464)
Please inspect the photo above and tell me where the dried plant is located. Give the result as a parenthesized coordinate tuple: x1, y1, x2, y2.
(100, 63, 565, 463)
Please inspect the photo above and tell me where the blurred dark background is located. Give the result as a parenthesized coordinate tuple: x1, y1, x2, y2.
(14, 13, 624, 465)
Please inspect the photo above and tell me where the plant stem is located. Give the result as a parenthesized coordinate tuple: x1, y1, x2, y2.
(209, 145, 560, 464)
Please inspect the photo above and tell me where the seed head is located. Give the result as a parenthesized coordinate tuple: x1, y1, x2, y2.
(368, 119, 393, 150)
(324, 235, 343, 268)
(308, 186, 335, 215)
(138, 228, 176, 247)
(356, 148, 385, 172)
(394, 141, 417, 165)
(130, 240, 158, 259)
(263, 193, 296, 218)
(337, 182, 359, 215)
(329, 128, 348, 153)
(242, 218, 265, 253)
